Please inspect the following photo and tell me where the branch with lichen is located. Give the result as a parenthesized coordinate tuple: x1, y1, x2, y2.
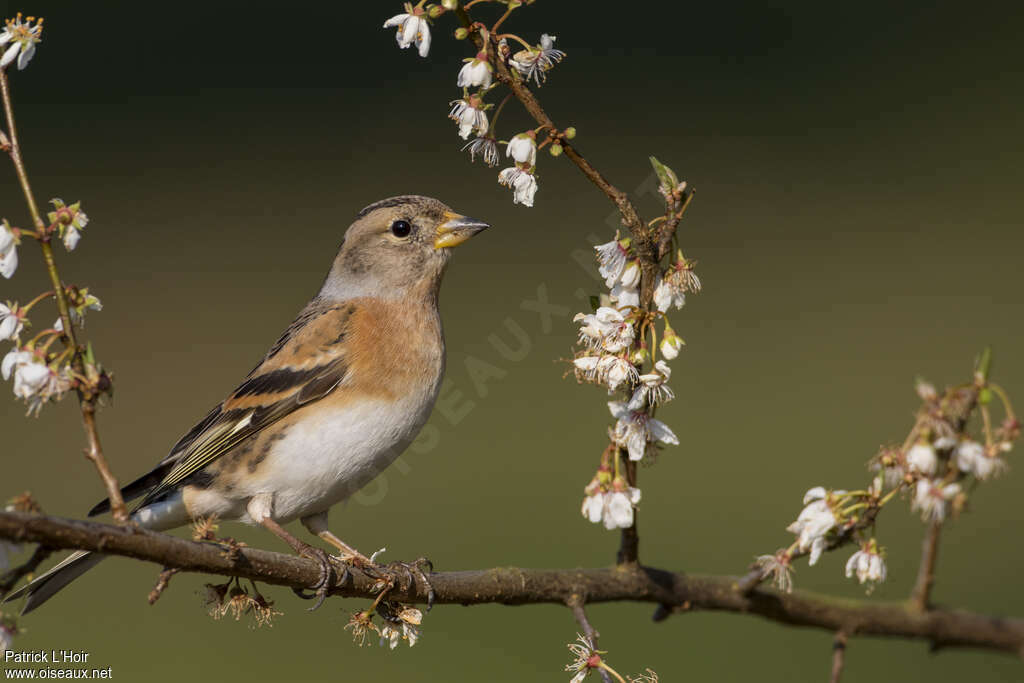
(1, 511, 1023, 658)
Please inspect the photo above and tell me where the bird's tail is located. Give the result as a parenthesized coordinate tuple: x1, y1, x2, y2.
(4, 551, 106, 615)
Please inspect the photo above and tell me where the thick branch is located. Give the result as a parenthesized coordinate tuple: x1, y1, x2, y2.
(2, 512, 1022, 657)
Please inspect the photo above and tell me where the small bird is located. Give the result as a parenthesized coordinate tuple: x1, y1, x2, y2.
(7, 195, 489, 614)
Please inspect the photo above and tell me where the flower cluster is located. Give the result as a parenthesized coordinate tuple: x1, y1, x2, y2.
(345, 602, 423, 649)
(580, 457, 641, 530)
(754, 363, 1018, 594)
(0, 13, 43, 71)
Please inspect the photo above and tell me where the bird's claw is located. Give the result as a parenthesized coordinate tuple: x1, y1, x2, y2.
(292, 544, 334, 611)
(384, 557, 435, 610)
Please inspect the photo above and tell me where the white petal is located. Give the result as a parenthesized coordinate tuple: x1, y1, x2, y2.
(607, 400, 628, 419)
(0, 247, 17, 279)
(648, 418, 678, 445)
(383, 13, 410, 28)
(844, 551, 860, 578)
(63, 226, 81, 251)
(0, 316, 16, 341)
(415, 20, 431, 58)
(16, 42, 34, 70)
(808, 537, 825, 566)
(0, 43, 19, 69)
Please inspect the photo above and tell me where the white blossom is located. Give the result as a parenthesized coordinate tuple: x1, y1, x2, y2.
(786, 492, 838, 565)
(379, 621, 419, 649)
(660, 328, 683, 360)
(497, 166, 537, 207)
(383, 8, 431, 58)
(912, 479, 961, 523)
(653, 273, 686, 312)
(3, 348, 71, 413)
(448, 97, 488, 140)
(0, 13, 43, 71)
(628, 360, 674, 410)
(845, 545, 887, 588)
(600, 355, 638, 391)
(505, 132, 537, 166)
(575, 307, 634, 353)
(0, 303, 22, 341)
(608, 400, 678, 461)
(905, 442, 938, 476)
(604, 486, 641, 530)
(594, 239, 629, 287)
(457, 52, 492, 88)
(955, 440, 1005, 480)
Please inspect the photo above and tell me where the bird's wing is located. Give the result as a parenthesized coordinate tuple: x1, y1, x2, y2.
(135, 299, 358, 509)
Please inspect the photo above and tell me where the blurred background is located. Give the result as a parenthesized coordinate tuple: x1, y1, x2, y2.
(1, 1, 1022, 680)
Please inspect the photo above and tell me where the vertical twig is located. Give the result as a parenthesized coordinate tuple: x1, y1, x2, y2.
(830, 632, 848, 683)
(0, 68, 127, 522)
(910, 521, 942, 611)
(568, 595, 614, 683)
(617, 455, 640, 565)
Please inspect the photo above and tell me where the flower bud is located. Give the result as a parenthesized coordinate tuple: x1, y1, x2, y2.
(442, 0, 458, 8)
(454, 27, 468, 40)
(549, 142, 563, 156)
(427, 4, 444, 18)
(564, 126, 577, 139)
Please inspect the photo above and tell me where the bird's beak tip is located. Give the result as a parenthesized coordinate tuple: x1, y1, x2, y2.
(435, 211, 490, 249)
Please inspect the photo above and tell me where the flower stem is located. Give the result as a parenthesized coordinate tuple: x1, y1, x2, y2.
(0, 67, 128, 523)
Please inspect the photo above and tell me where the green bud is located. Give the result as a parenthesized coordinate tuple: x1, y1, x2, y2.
(427, 4, 444, 18)
(549, 143, 563, 157)
(441, 0, 458, 8)
(564, 126, 577, 139)
(979, 387, 993, 405)
(649, 156, 679, 194)
(454, 27, 469, 40)
(508, 0, 523, 7)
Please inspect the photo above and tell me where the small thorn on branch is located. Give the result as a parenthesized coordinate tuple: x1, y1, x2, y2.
(148, 566, 180, 605)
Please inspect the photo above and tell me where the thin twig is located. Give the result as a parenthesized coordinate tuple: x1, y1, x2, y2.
(0, 545, 53, 598)
(147, 567, 180, 605)
(568, 596, 613, 683)
(910, 521, 942, 611)
(2, 512, 1023, 656)
(0, 68, 127, 523)
(830, 632, 848, 683)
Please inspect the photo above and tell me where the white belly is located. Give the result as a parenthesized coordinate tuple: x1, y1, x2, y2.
(186, 392, 432, 524)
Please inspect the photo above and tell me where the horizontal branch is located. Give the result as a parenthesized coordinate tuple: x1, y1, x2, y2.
(1, 512, 1022, 657)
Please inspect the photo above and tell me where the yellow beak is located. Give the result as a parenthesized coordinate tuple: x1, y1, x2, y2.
(434, 211, 490, 249)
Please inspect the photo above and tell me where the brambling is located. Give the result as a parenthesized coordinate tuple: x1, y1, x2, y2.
(7, 195, 489, 613)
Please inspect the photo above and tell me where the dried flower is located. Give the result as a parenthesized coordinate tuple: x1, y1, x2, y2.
(511, 33, 566, 86)
(462, 135, 500, 166)
(754, 551, 794, 593)
(566, 634, 601, 683)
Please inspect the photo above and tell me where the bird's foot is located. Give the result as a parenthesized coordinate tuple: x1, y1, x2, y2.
(382, 557, 435, 611)
(289, 543, 337, 611)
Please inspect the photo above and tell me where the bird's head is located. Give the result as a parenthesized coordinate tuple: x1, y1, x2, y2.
(322, 195, 489, 301)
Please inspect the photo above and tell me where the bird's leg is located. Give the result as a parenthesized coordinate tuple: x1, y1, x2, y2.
(300, 512, 435, 609)
(247, 496, 333, 610)
(300, 511, 373, 566)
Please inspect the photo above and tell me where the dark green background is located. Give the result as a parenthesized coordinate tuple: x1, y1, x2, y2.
(1, 1, 1022, 680)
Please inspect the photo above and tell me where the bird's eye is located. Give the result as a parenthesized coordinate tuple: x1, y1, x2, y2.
(390, 220, 412, 238)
